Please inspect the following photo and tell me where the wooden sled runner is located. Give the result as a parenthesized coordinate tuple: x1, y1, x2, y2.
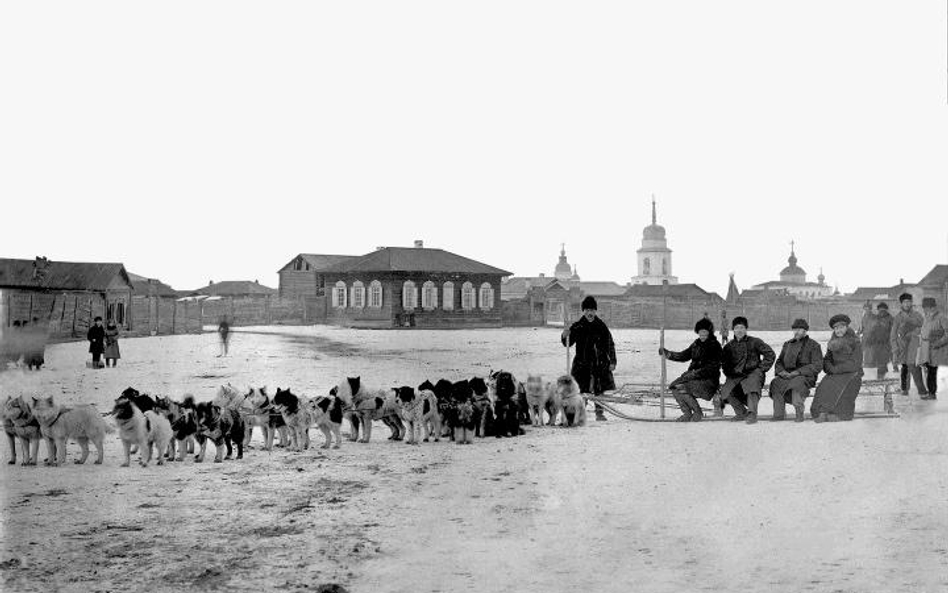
(588, 378, 903, 423)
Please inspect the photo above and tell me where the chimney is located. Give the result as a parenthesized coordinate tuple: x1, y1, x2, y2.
(255, 279, 259, 284)
(414, 240, 424, 248)
(209, 280, 214, 285)
(376, 246, 385, 251)
(900, 278, 904, 285)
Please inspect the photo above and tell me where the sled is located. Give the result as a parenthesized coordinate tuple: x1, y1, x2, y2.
(591, 377, 903, 422)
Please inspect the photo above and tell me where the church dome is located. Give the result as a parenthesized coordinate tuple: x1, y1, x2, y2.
(643, 224, 666, 241)
(779, 247, 806, 283)
(554, 244, 572, 280)
(641, 197, 667, 241)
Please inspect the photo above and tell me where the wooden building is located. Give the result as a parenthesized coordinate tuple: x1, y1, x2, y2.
(0, 257, 134, 338)
(320, 242, 512, 328)
(278, 254, 358, 298)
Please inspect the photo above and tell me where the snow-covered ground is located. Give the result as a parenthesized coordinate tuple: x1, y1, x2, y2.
(2, 325, 947, 593)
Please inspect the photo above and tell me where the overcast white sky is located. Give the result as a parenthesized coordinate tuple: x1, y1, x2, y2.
(1, 2, 946, 294)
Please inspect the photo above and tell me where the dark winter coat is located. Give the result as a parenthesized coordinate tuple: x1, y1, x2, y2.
(890, 308, 924, 365)
(720, 335, 776, 399)
(87, 324, 105, 355)
(562, 315, 617, 393)
(773, 335, 823, 389)
(665, 336, 722, 399)
(812, 328, 863, 420)
(722, 335, 776, 379)
(861, 309, 893, 367)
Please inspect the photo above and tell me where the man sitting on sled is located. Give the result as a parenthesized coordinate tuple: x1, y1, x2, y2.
(659, 318, 722, 422)
(769, 318, 823, 423)
(720, 316, 775, 425)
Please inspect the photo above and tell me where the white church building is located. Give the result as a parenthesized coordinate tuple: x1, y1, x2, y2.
(631, 198, 679, 286)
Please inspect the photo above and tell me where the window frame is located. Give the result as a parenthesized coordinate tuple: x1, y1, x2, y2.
(442, 281, 454, 311)
(369, 280, 383, 308)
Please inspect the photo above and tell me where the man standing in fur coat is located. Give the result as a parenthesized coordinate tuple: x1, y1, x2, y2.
(561, 296, 617, 422)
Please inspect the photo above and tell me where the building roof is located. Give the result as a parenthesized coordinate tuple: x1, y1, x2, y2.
(848, 283, 917, 301)
(579, 282, 628, 297)
(849, 287, 897, 301)
(0, 258, 132, 292)
(127, 272, 180, 298)
(322, 246, 512, 276)
(624, 283, 711, 298)
(279, 253, 358, 273)
(918, 265, 948, 287)
(190, 280, 277, 297)
(501, 276, 551, 300)
(726, 274, 741, 303)
(753, 280, 828, 289)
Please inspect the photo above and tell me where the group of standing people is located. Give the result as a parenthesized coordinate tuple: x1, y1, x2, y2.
(86, 316, 121, 368)
(560, 292, 943, 425)
(861, 293, 947, 399)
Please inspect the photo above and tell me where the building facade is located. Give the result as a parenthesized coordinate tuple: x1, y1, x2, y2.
(0, 257, 134, 339)
(500, 245, 626, 326)
(277, 254, 357, 298)
(320, 243, 512, 328)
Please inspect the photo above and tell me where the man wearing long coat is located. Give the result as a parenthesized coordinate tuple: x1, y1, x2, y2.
(890, 293, 926, 396)
(561, 295, 616, 421)
(769, 319, 823, 422)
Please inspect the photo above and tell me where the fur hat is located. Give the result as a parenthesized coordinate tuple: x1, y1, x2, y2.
(581, 296, 597, 311)
(791, 318, 809, 331)
(877, 302, 889, 310)
(731, 316, 748, 329)
(899, 293, 913, 303)
(694, 318, 714, 334)
(829, 314, 851, 328)
(922, 297, 937, 309)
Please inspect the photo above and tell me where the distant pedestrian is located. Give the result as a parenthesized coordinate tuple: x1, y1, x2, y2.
(104, 321, 121, 367)
(811, 314, 863, 422)
(861, 301, 893, 379)
(769, 318, 823, 422)
(560, 296, 616, 421)
(720, 316, 775, 424)
(87, 316, 105, 369)
(918, 297, 948, 400)
(660, 317, 722, 422)
(890, 293, 926, 396)
(217, 318, 231, 357)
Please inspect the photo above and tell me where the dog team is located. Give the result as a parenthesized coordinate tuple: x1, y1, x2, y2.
(2, 370, 589, 467)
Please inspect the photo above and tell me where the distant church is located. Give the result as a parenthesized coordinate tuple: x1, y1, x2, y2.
(748, 242, 835, 300)
(631, 197, 678, 285)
